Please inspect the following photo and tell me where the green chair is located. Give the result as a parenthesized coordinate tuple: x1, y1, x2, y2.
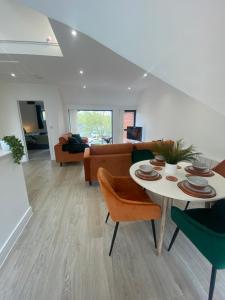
(131, 149, 155, 164)
(168, 200, 225, 300)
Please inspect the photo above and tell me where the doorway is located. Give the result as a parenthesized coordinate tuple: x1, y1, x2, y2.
(18, 101, 50, 160)
(123, 110, 136, 142)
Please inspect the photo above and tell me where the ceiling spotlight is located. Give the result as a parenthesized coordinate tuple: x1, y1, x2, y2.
(128, 87, 131, 90)
(83, 85, 86, 89)
(143, 73, 148, 78)
(46, 36, 52, 43)
(71, 30, 77, 37)
(11, 73, 16, 77)
(79, 70, 84, 75)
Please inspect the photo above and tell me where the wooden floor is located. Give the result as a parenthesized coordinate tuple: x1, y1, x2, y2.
(0, 160, 224, 300)
(28, 149, 50, 161)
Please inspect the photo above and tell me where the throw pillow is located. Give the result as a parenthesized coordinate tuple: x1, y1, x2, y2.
(62, 143, 89, 153)
(132, 149, 155, 164)
(68, 137, 79, 144)
(72, 134, 83, 143)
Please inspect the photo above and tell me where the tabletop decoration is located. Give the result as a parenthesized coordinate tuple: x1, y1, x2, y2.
(153, 166, 163, 171)
(185, 166, 215, 177)
(150, 160, 165, 167)
(154, 139, 201, 176)
(177, 180, 216, 198)
(166, 176, 178, 182)
(135, 169, 162, 181)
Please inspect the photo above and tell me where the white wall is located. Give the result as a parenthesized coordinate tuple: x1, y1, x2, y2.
(136, 76, 225, 162)
(60, 85, 137, 143)
(19, 0, 225, 118)
(0, 152, 32, 267)
(0, 82, 66, 159)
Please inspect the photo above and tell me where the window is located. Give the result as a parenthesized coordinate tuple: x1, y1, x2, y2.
(123, 110, 136, 142)
(69, 110, 113, 144)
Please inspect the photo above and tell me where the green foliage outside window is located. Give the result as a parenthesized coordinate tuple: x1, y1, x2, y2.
(77, 111, 112, 143)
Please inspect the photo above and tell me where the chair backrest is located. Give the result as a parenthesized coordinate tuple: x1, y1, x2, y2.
(97, 168, 122, 218)
(213, 160, 225, 177)
(131, 149, 155, 164)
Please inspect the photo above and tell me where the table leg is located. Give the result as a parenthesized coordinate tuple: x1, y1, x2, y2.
(157, 197, 169, 255)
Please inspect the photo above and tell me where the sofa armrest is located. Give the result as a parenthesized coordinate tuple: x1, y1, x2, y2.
(83, 148, 91, 181)
(54, 143, 62, 162)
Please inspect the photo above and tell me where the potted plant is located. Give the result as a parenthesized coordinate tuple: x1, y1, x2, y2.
(1, 135, 25, 164)
(154, 139, 201, 175)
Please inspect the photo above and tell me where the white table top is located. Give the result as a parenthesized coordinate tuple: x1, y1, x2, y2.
(130, 161, 225, 203)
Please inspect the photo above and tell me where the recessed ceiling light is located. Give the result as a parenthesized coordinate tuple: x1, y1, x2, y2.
(46, 36, 52, 43)
(128, 87, 131, 90)
(143, 73, 148, 78)
(83, 85, 86, 89)
(79, 70, 84, 75)
(71, 30, 77, 37)
(11, 73, 16, 77)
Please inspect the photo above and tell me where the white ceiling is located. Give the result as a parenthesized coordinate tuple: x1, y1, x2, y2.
(0, 15, 147, 94)
(17, 0, 225, 116)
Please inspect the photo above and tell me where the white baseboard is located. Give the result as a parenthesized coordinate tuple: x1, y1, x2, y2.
(0, 206, 33, 268)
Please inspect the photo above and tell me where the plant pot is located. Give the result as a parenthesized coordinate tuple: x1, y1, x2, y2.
(165, 163, 177, 176)
(0, 140, 10, 151)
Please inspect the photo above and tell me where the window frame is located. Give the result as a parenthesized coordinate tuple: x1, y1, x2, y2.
(123, 110, 136, 132)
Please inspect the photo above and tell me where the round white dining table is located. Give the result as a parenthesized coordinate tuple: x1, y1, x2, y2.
(130, 160, 225, 255)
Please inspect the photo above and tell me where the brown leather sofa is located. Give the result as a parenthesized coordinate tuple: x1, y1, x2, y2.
(84, 140, 172, 184)
(54, 133, 88, 166)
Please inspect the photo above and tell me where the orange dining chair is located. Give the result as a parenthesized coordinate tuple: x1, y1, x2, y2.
(168, 159, 225, 252)
(213, 160, 225, 177)
(97, 167, 161, 256)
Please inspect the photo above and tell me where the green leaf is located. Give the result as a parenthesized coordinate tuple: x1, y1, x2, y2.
(154, 139, 201, 164)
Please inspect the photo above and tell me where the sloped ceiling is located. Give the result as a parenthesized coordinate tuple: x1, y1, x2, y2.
(0, 18, 145, 94)
(18, 0, 225, 116)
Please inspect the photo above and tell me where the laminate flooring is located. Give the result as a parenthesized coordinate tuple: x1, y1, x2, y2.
(0, 160, 224, 300)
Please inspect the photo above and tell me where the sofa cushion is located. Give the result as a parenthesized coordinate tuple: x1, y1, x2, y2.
(69, 137, 79, 144)
(131, 149, 155, 164)
(135, 140, 173, 152)
(72, 134, 83, 143)
(134, 142, 158, 152)
(90, 143, 133, 155)
(62, 143, 89, 153)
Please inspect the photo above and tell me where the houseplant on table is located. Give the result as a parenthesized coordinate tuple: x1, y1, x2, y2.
(154, 139, 200, 175)
(1, 135, 25, 164)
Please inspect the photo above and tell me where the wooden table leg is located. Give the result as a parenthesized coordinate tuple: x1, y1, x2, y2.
(157, 197, 169, 255)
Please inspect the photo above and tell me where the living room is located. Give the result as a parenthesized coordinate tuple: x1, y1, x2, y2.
(0, 1, 225, 300)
